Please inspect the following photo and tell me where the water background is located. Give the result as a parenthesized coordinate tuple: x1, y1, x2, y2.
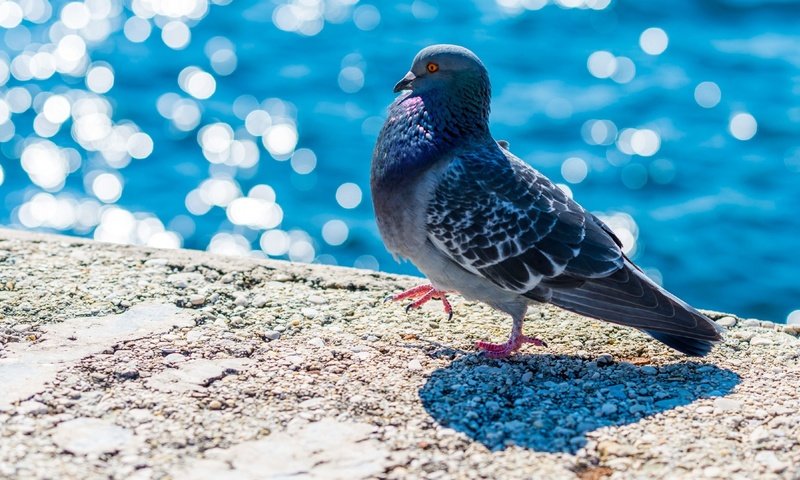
(1, 0, 799, 323)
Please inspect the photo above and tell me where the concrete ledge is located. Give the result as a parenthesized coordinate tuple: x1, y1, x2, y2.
(0, 229, 798, 479)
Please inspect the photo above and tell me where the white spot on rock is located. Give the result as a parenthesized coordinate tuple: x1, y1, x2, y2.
(407, 359, 423, 371)
(0, 304, 194, 410)
(713, 397, 743, 412)
(51, 418, 135, 455)
(147, 358, 253, 393)
(171, 419, 388, 479)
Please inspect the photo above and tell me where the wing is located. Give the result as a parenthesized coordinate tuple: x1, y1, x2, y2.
(546, 263, 722, 354)
(426, 147, 624, 295)
(426, 146, 722, 355)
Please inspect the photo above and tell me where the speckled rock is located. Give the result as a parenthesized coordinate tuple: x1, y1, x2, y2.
(0, 229, 799, 480)
(51, 418, 136, 455)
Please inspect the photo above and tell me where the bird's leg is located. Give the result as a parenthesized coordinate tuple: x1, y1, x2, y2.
(405, 289, 437, 311)
(387, 284, 453, 320)
(476, 314, 547, 358)
(433, 294, 453, 321)
(388, 284, 433, 302)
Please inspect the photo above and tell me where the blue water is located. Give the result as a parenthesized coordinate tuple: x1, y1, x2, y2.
(1, 0, 798, 323)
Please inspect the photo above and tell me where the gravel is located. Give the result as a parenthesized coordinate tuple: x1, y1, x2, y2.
(0, 229, 799, 479)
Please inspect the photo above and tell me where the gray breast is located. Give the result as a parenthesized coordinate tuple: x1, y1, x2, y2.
(372, 156, 453, 261)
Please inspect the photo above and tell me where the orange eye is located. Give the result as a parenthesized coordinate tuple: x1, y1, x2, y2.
(426, 62, 439, 73)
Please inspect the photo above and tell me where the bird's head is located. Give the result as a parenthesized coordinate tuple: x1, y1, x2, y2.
(393, 44, 491, 123)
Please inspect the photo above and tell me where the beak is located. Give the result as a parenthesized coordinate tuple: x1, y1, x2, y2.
(393, 71, 416, 93)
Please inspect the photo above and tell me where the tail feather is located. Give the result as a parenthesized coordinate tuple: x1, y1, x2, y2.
(545, 263, 723, 356)
(645, 331, 715, 357)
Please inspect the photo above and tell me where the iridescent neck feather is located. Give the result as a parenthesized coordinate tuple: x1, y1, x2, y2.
(371, 76, 491, 187)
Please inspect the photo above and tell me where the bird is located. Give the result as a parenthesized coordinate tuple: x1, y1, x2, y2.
(370, 44, 723, 358)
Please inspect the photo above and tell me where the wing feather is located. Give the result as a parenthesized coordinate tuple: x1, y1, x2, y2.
(425, 145, 722, 355)
(426, 147, 623, 294)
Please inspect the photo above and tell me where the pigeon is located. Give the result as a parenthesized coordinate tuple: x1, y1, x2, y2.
(370, 44, 723, 358)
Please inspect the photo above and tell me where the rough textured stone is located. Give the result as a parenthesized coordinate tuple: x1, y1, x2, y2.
(0, 303, 193, 410)
(0, 229, 798, 480)
(51, 418, 135, 455)
(174, 420, 389, 479)
(147, 359, 253, 393)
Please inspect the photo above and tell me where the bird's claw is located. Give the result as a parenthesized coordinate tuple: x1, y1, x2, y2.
(387, 284, 454, 320)
(476, 334, 547, 358)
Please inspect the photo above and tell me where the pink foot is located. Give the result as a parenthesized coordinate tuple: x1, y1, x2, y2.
(476, 335, 547, 358)
(387, 284, 453, 321)
(476, 334, 547, 359)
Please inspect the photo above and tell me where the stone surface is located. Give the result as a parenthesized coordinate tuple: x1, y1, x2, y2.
(51, 418, 135, 455)
(0, 303, 193, 410)
(0, 229, 799, 479)
(714, 397, 743, 411)
(147, 359, 254, 393)
(174, 419, 389, 479)
(716, 316, 737, 328)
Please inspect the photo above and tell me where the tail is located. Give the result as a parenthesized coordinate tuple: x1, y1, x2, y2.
(645, 331, 716, 357)
(546, 263, 723, 356)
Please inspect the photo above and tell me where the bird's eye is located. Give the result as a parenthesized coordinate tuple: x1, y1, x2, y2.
(426, 62, 439, 73)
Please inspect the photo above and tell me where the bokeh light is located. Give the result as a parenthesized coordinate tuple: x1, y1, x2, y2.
(263, 123, 298, 158)
(353, 5, 380, 31)
(86, 64, 114, 93)
(42, 95, 70, 124)
(91, 172, 123, 203)
(581, 119, 618, 146)
(729, 112, 757, 141)
(639, 27, 669, 55)
(208, 232, 251, 256)
(123, 16, 151, 42)
(587, 51, 616, 79)
(338, 66, 365, 93)
(694, 81, 721, 108)
(290, 148, 317, 174)
(21, 140, 72, 191)
(335, 182, 362, 209)
(179, 66, 216, 100)
(322, 219, 348, 246)
(595, 212, 639, 256)
(0, 0, 795, 323)
(260, 229, 290, 256)
(161, 20, 191, 49)
(205, 36, 237, 76)
(561, 156, 588, 184)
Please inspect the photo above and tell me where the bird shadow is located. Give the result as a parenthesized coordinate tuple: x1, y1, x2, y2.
(418, 354, 740, 453)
